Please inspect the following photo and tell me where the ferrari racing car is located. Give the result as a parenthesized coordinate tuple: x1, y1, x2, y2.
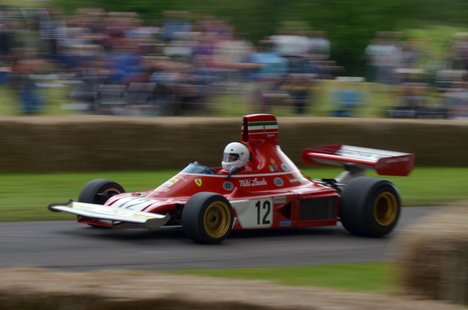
(49, 114, 415, 244)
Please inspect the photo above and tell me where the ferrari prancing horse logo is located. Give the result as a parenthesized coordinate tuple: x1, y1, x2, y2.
(195, 178, 203, 187)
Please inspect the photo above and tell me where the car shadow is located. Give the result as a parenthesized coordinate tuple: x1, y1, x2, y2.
(59, 224, 352, 245)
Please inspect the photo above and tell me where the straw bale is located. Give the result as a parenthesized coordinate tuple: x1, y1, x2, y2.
(0, 268, 463, 310)
(0, 116, 468, 172)
(395, 203, 468, 305)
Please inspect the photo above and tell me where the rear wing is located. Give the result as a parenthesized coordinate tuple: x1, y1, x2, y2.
(302, 144, 415, 176)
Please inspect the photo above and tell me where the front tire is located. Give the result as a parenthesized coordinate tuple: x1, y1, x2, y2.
(77, 179, 125, 228)
(78, 179, 125, 205)
(340, 177, 401, 237)
(182, 192, 234, 244)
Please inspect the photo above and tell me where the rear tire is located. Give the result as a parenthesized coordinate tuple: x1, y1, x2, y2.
(182, 192, 234, 244)
(340, 177, 401, 237)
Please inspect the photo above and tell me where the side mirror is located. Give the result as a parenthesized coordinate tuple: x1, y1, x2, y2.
(226, 166, 241, 179)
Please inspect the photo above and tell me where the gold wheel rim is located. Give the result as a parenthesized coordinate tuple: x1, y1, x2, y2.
(103, 188, 120, 196)
(373, 192, 398, 226)
(98, 188, 121, 204)
(204, 201, 231, 239)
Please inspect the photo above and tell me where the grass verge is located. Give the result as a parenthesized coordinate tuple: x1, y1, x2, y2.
(174, 262, 397, 293)
(0, 167, 467, 221)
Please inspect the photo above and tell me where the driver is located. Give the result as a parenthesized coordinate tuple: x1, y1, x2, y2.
(221, 142, 250, 172)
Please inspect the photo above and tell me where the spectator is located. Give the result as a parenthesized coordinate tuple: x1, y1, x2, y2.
(0, 22, 13, 65)
(243, 39, 288, 112)
(12, 55, 47, 114)
(107, 37, 144, 85)
(161, 11, 192, 43)
(282, 73, 315, 115)
(444, 73, 468, 119)
(212, 33, 254, 86)
(365, 32, 402, 84)
(331, 77, 366, 117)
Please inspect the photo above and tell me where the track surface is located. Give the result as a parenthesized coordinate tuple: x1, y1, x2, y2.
(0, 207, 436, 271)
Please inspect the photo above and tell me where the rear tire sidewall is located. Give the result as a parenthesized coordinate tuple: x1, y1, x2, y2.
(182, 192, 234, 244)
(340, 177, 401, 237)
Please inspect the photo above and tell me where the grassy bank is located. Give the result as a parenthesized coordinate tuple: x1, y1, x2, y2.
(0, 167, 467, 221)
(175, 262, 396, 293)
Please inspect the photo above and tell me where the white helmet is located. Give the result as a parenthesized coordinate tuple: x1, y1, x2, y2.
(222, 142, 249, 171)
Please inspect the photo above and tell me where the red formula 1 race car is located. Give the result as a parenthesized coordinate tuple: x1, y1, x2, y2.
(49, 114, 415, 244)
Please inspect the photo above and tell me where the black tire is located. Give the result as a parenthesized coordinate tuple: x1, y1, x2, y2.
(340, 177, 401, 237)
(182, 192, 234, 244)
(78, 179, 125, 205)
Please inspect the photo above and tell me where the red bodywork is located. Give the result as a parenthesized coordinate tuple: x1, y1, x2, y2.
(79, 114, 414, 231)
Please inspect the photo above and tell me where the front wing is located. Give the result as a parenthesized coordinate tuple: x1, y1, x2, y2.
(48, 200, 170, 229)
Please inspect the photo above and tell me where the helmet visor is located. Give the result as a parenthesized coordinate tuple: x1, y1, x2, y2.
(223, 153, 239, 162)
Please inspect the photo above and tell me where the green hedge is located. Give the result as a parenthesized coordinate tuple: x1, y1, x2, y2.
(0, 116, 466, 172)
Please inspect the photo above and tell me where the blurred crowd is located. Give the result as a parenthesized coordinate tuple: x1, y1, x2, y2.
(365, 31, 468, 119)
(0, 7, 467, 118)
(0, 8, 339, 116)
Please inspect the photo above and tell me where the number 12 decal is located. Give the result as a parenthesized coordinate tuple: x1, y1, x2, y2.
(231, 198, 273, 229)
(255, 199, 272, 226)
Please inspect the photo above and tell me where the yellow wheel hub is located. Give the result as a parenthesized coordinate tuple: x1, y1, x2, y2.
(103, 188, 120, 195)
(204, 201, 231, 239)
(373, 192, 398, 226)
